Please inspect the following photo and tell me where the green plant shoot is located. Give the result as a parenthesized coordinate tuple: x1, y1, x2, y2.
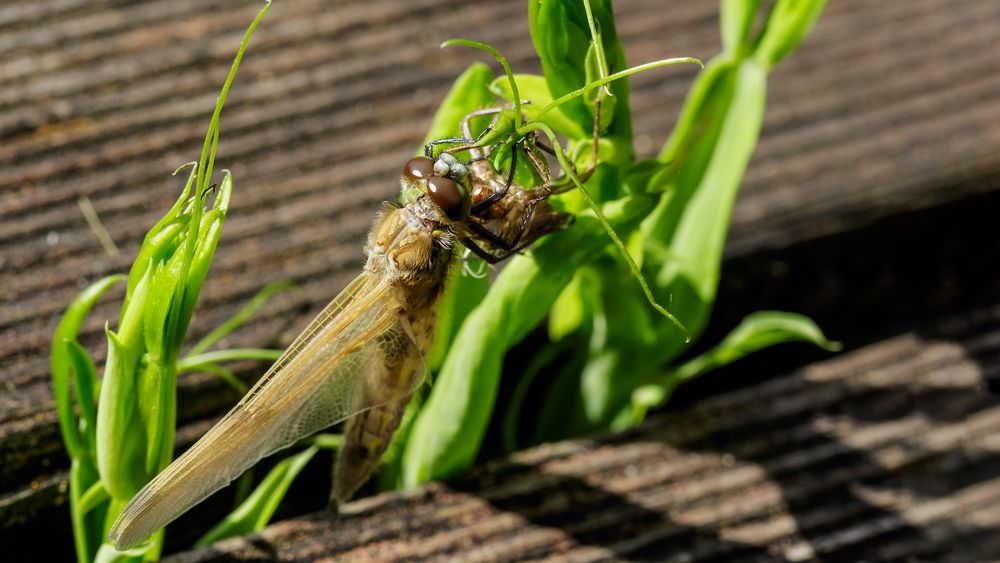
(48, 4, 322, 561)
(403, 0, 834, 483)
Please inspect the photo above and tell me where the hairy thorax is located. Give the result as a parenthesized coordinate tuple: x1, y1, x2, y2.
(365, 203, 453, 312)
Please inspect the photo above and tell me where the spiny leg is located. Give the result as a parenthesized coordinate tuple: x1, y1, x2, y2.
(423, 109, 504, 161)
(544, 94, 605, 193)
(461, 235, 505, 264)
(463, 225, 527, 264)
(425, 136, 476, 158)
(466, 189, 548, 252)
(520, 135, 553, 186)
(459, 108, 503, 160)
(470, 140, 519, 213)
(463, 198, 557, 263)
(465, 132, 560, 254)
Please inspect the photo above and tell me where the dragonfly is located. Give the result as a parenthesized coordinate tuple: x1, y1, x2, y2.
(108, 105, 582, 551)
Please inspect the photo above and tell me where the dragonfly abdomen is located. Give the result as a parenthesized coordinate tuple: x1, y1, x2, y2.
(331, 303, 438, 504)
(332, 393, 411, 504)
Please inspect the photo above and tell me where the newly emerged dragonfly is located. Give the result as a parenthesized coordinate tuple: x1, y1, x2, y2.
(108, 106, 581, 550)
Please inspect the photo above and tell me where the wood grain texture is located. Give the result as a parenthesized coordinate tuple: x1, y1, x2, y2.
(2, 0, 999, 558)
(168, 304, 1000, 561)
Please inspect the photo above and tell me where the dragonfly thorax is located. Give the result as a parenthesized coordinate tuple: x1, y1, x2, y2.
(364, 204, 453, 299)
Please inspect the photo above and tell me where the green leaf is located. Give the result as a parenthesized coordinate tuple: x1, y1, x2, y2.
(95, 542, 146, 563)
(720, 0, 762, 54)
(674, 311, 840, 381)
(578, 265, 656, 424)
(176, 172, 234, 354)
(548, 269, 590, 342)
(78, 480, 110, 514)
(754, 0, 828, 69)
(191, 363, 249, 395)
(528, 335, 590, 445)
(69, 458, 107, 563)
(656, 56, 734, 167)
(428, 265, 488, 372)
(66, 341, 99, 450)
(642, 58, 767, 362)
(537, 262, 657, 439)
(501, 341, 568, 453)
(529, 121, 688, 335)
(177, 348, 283, 371)
(529, 0, 633, 157)
(50, 5, 273, 561)
(530, 0, 590, 127)
(51, 274, 123, 459)
(137, 358, 175, 481)
(98, 318, 149, 499)
(96, 0, 268, 521)
(583, 43, 616, 131)
(195, 446, 318, 547)
(627, 312, 839, 426)
(308, 433, 343, 451)
(194, 2, 270, 199)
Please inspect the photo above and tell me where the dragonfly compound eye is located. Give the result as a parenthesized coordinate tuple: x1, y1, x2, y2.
(403, 156, 436, 180)
(426, 175, 471, 221)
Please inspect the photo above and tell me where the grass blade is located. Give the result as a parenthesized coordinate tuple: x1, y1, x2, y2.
(186, 281, 295, 357)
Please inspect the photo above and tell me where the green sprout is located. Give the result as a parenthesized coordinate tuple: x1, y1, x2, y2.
(400, 0, 835, 484)
(49, 4, 321, 561)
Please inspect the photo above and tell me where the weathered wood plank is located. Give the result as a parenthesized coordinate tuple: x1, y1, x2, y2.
(2, 0, 999, 557)
(168, 305, 1000, 561)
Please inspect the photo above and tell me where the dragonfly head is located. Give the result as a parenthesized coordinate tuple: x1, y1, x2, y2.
(400, 155, 472, 222)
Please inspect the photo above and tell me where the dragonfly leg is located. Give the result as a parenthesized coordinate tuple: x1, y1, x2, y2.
(470, 141, 519, 213)
(459, 108, 503, 160)
(465, 188, 553, 258)
(424, 109, 504, 161)
(424, 136, 476, 158)
(545, 94, 605, 193)
(521, 134, 553, 184)
(462, 200, 563, 263)
(461, 235, 505, 264)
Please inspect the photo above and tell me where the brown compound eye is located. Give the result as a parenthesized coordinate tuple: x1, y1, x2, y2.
(426, 175, 471, 221)
(403, 156, 435, 180)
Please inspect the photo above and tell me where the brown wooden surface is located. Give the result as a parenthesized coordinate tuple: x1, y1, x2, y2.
(2, 0, 1000, 559)
(169, 305, 1000, 562)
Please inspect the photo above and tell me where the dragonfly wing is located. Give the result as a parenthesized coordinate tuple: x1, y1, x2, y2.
(332, 308, 433, 502)
(109, 272, 410, 550)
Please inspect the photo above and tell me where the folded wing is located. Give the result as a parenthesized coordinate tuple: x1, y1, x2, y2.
(109, 272, 404, 550)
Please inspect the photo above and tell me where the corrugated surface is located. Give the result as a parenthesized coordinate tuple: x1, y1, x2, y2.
(2, 0, 1000, 558)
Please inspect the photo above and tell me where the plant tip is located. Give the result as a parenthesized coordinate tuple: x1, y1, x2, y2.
(173, 161, 197, 176)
